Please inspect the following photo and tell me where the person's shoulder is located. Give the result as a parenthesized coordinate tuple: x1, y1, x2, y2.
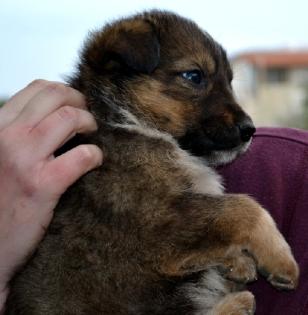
(217, 126, 308, 196)
(253, 127, 308, 147)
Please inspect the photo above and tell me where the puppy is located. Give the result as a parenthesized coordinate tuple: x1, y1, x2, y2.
(6, 11, 299, 315)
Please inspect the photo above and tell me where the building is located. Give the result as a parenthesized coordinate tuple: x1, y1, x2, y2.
(232, 50, 308, 128)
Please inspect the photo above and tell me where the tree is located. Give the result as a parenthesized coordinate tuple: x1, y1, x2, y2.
(0, 99, 6, 107)
(302, 87, 308, 129)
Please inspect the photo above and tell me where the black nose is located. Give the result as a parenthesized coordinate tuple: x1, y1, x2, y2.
(238, 120, 256, 142)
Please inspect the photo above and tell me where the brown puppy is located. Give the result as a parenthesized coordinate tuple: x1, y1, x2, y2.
(6, 11, 299, 315)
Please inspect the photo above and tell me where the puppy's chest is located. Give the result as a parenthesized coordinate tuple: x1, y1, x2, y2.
(174, 148, 224, 196)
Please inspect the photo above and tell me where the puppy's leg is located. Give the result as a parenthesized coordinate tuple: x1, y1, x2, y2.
(160, 193, 299, 290)
(180, 269, 255, 315)
(209, 291, 255, 315)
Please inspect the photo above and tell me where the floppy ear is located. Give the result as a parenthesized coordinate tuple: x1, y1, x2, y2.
(85, 19, 160, 74)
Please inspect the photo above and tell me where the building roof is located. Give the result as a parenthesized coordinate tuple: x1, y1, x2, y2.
(232, 49, 308, 68)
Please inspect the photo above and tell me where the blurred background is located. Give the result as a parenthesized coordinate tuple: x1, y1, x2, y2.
(1, 0, 308, 129)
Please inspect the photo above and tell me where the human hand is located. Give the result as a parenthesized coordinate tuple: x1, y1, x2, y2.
(0, 80, 103, 304)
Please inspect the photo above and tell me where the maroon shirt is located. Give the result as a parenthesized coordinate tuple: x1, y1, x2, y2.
(218, 127, 308, 315)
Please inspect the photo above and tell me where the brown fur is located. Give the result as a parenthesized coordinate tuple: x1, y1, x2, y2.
(6, 11, 298, 315)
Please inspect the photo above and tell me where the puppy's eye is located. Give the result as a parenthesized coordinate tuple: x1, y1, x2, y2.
(181, 70, 203, 84)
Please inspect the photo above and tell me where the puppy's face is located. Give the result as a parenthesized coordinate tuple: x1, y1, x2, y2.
(74, 11, 255, 165)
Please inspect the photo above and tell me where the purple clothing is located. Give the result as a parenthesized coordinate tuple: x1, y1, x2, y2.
(218, 127, 308, 315)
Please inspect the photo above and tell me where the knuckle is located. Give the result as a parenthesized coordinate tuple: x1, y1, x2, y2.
(20, 177, 39, 198)
(44, 82, 69, 98)
(78, 146, 96, 165)
(42, 83, 86, 109)
(27, 79, 49, 89)
(19, 163, 45, 198)
(56, 106, 78, 122)
(31, 122, 47, 139)
(79, 110, 97, 130)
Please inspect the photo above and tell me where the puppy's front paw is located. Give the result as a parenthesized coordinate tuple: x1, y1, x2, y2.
(248, 211, 299, 290)
(258, 254, 299, 290)
(219, 247, 257, 284)
(225, 255, 257, 284)
(211, 291, 256, 315)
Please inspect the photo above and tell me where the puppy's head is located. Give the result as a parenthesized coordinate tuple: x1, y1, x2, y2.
(71, 11, 255, 165)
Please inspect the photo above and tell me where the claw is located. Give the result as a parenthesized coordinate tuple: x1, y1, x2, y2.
(268, 274, 296, 290)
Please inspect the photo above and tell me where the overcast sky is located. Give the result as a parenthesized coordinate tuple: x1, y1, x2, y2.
(1, 0, 308, 98)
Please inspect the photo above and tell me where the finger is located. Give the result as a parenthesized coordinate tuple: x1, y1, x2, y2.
(0, 80, 52, 130)
(13, 83, 87, 129)
(41, 145, 103, 196)
(31, 106, 97, 157)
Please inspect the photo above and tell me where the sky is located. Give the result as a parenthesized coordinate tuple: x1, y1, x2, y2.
(1, 0, 308, 98)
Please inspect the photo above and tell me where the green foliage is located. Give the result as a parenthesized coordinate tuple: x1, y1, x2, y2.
(0, 99, 6, 107)
(302, 88, 308, 129)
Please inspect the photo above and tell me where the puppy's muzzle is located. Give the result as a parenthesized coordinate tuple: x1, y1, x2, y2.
(238, 118, 256, 142)
(178, 115, 256, 157)
(201, 115, 256, 151)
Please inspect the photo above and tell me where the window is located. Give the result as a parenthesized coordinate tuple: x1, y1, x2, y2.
(266, 68, 288, 83)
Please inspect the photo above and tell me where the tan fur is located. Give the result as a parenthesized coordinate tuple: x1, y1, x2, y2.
(209, 291, 255, 315)
(131, 79, 199, 136)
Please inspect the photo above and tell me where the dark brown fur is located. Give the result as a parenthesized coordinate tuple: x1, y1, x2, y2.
(6, 11, 299, 315)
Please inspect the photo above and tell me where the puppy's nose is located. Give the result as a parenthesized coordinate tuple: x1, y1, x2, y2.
(238, 119, 256, 142)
